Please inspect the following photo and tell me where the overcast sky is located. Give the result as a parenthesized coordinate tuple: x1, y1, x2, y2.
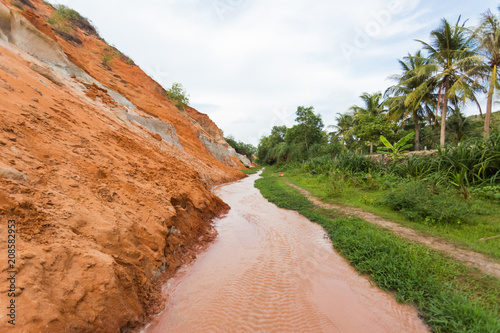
(50, 0, 498, 146)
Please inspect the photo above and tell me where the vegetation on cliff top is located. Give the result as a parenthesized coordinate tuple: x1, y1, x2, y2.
(41, 3, 136, 67)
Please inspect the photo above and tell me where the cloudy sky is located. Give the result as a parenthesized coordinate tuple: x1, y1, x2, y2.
(50, 0, 498, 145)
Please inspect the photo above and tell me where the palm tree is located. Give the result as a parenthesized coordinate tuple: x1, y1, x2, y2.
(331, 112, 356, 151)
(413, 17, 480, 147)
(349, 92, 386, 154)
(476, 10, 500, 138)
(386, 51, 437, 151)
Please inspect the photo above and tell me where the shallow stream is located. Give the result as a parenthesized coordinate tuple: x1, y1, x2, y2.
(144, 172, 428, 332)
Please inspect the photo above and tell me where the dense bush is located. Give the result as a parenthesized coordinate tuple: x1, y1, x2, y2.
(333, 151, 381, 174)
(301, 155, 334, 174)
(391, 154, 435, 178)
(300, 151, 380, 175)
(384, 181, 473, 224)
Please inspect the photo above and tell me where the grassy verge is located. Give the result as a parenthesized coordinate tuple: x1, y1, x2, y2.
(240, 166, 262, 175)
(255, 167, 500, 332)
(281, 168, 500, 261)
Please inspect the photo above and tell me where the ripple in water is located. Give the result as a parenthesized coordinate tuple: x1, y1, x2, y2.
(144, 172, 429, 333)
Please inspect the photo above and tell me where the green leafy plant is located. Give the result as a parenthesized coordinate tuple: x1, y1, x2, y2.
(101, 52, 114, 67)
(100, 48, 121, 68)
(377, 132, 415, 161)
(470, 185, 500, 200)
(166, 83, 190, 109)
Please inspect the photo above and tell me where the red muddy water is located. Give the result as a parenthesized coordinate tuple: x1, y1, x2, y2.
(144, 172, 429, 332)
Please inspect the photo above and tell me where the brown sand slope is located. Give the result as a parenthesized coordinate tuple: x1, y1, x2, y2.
(0, 0, 246, 331)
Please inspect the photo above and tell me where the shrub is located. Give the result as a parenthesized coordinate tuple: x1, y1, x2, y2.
(392, 154, 435, 178)
(166, 82, 189, 109)
(46, 5, 97, 45)
(301, 155, 334, 174)
(332, 151, 380, 174)
(384, 181, 474, 224)
(101, 50, 117, 67)
(48, 5, 98, 36)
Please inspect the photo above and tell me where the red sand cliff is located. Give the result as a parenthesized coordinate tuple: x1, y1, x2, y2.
(0, 0, 245, 331)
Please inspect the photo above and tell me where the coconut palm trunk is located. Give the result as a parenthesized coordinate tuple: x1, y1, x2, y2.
(414, 112, 420, 151)
(484, 64, 497, 138)
(477, 11, 500, 138)
(440, 77, 450, 147)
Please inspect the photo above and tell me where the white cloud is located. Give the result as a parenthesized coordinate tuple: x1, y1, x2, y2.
(51, 0, 499, 145)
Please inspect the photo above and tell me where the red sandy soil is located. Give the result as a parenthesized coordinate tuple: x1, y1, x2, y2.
(185, 106, 227, 145)
(0, 0, 244, 331)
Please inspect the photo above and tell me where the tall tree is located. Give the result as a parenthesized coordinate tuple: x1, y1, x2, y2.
(257, 125, 287, 164)
(386, 51, 436, 151)
(285, 106, 324, 151)
(476, 10, 500, 137)
(415, 17, 480, 147)
(349, 92, 388, 154)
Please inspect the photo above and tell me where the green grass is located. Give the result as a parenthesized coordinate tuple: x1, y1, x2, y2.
(255, 166, 500, 332)
(281, 168, 500, 261)
(240, 166, 262, 175)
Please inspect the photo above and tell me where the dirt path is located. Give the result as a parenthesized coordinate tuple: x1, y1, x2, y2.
(286, 182, 500, 279)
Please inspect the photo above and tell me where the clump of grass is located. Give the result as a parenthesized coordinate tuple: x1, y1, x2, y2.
(46, 4, 100, 45)
(47, 5, 98, 36)
(123, 55, 135, 66)
(255, 167, 500, 332)
(383, 181, 474, 224)
(101, 50, 116, 67)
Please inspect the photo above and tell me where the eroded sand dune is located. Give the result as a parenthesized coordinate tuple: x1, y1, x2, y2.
(0, 0, 249, 331)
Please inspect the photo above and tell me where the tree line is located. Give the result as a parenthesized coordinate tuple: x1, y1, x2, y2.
(259, 8, 500, 163)
(338, 9, 500, 153)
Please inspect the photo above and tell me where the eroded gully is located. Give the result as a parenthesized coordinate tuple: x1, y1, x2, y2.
(144, 172, 429, 332)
